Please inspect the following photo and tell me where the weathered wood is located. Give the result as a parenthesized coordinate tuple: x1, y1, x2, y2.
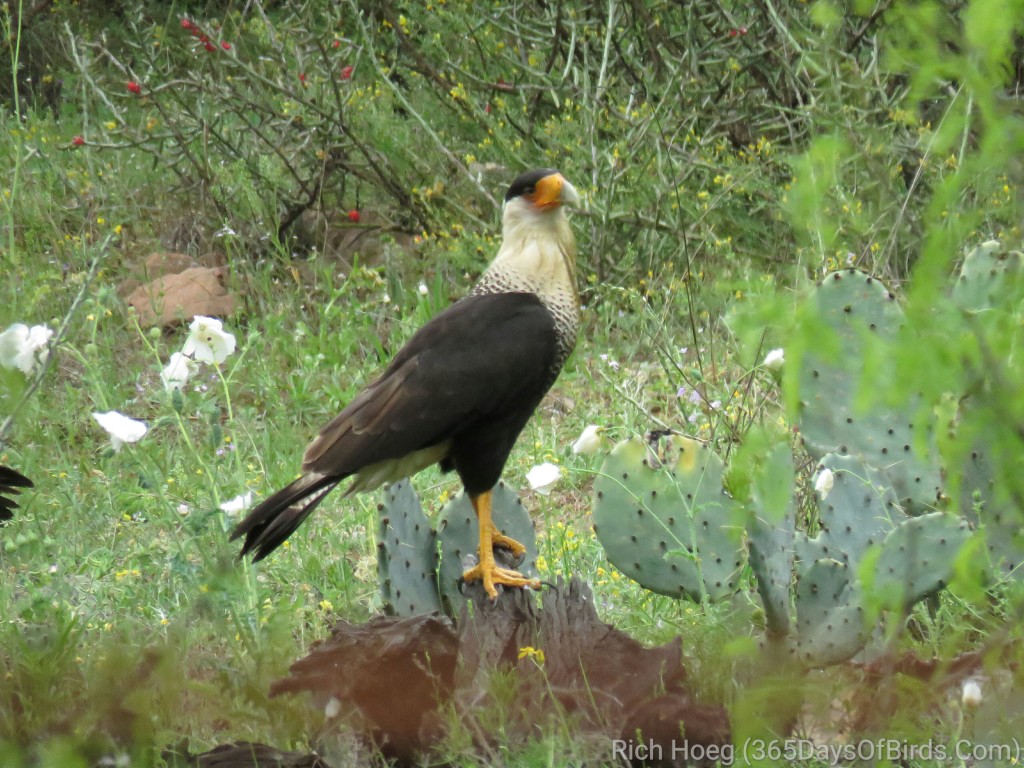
(270, 613, 457, 762)
(270, 579, 731, 765)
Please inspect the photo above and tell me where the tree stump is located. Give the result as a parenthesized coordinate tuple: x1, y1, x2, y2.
(270, 578, 730, 766)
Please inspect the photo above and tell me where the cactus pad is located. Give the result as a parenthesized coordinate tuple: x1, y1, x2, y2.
(795, 453, 901, 572)
(377, 479, 442, 616)
(746, 444, 796, 638)
(795, 558, 868, 665)
(593, 436, 744, 602)
(961, 442, 1024, 578)
(436, 480, 538, 614)
(951, 240, 1024, 313)
(871, 512, 971, 608)
(797, 269, 941, 514)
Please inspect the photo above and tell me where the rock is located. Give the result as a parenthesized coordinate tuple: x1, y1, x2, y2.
(126, 266, 236, 328)
(118, 252, 195, 298)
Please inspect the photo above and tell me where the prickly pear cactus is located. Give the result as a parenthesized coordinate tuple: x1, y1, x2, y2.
(593, 436, 744, 602)
(960, 441, 1024, 578)
(782, 453, 897, 665)
(794, 558, 868, 666)
(768, 453, 968, 667)
(746, 444, 796, 639)
(951, 240, 1024, 313)
(377, 479, 442, 617)
(795, 453, 901, 570)
(797, 269, 941, 514)
(946, 238, 1024, 577)
(378, 479, 539, 617)
(870, 512, 971, 609)
(436, 480, 538, 614)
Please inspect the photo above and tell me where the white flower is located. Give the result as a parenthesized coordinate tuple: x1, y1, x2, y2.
(219, 491, 254, 516)
(571, 425, 603, 455)
(418, 283, 429, 296)
(160, 352, 197, 392)
(324, 697, 342, 718)
(182, 315, 236, 365)
(92, 410, 148, 451)
(176, 503, 191, 516)
(0, 323, 53, 374)
(962, 679, 982, 708)
(763, 348, 785, 371)
(25, 325, 53, 365)
(0, 325, 26, 370)
(526, 462, 561, 495)
(814, 468, 835, 501)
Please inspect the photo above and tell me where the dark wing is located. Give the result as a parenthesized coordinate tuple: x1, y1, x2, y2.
(232, 292, 558, 561)
(0, 465, 33, 522)
(302, 292, 559, 476)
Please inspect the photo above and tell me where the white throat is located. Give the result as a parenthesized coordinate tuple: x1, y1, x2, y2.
(473, 198, 578, 310)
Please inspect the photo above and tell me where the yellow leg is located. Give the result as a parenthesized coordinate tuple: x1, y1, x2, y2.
(461, 490, 540, 599)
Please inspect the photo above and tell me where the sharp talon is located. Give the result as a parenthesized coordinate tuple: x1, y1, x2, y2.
(491, 532, 527, 557)
(465, 490, 537, 599)
(462, 563, 540, 599)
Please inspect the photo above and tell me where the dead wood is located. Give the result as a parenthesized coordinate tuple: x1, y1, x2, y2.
(269, 578, 730, 766)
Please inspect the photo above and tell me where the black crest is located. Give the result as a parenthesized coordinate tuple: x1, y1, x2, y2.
(504, 168, 560, 202)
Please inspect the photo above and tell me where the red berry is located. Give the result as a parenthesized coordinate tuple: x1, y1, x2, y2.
(728, 29, 738, 37)
(221, 41, 231, 50)
(299, 72, 307, 84)
(484, 103, 491, 114)
(72, 135, 85, 147)
(340, 65, 354, 80)
(181, 18, 193, 30)
(332, 39, 341, 49)
(348, 209, 360, 223)
(127, 81, 141, 95)
(739, 26, 748, 35)
(204, 41, 216, 52)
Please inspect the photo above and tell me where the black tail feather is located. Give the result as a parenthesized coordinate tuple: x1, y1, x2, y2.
(0, 465, 32, 522)
(231, 473, 341, 561)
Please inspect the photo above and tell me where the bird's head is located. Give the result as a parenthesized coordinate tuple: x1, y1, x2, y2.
(502, 169, 580, 221)
(480, 168, 580, 306)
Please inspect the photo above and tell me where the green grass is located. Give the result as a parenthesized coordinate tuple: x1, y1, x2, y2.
(0, 189, 1006, 767)
(0, 247, 713, 765)
(4, 1, 1024, 766)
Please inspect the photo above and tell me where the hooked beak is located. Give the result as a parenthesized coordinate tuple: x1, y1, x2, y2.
(533, 172, 580, 210)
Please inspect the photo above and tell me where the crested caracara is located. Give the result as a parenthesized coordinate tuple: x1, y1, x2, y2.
(232, 169, 580, 597)
(0, 465, 32, 522)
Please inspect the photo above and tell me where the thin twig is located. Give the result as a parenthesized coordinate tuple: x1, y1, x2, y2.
(347, 0, 498, 214)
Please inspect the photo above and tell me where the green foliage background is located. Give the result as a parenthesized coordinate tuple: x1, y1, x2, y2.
(2, 0, 1024, 765)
